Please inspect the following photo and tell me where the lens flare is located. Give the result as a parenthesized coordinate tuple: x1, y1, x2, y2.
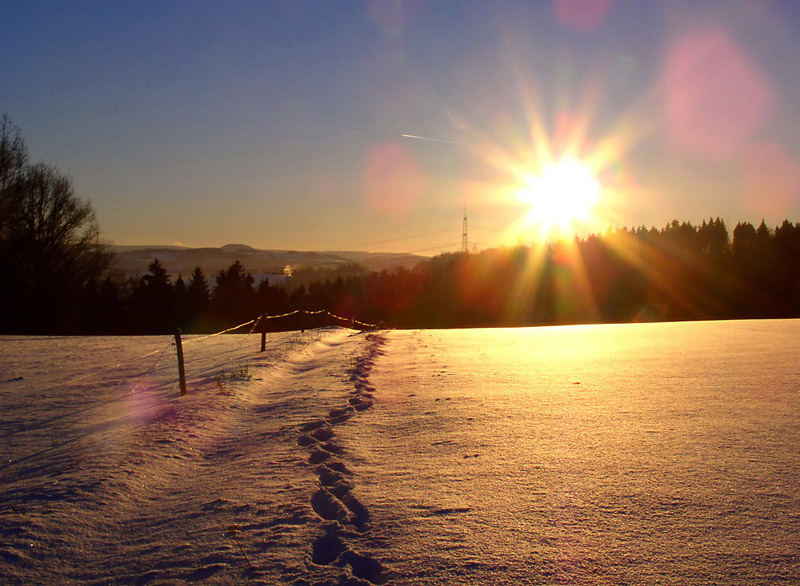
(363, 141, 428, 219)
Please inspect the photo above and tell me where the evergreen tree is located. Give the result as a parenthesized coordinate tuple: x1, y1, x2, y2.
(127, 259, 174, 333)
(212, 260, 255, 324)
(185, 266, 210, 328)
(174, 273, 189, 328)
(256, 277, 288, 316)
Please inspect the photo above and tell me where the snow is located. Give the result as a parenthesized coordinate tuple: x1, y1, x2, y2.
(2, 329, 386, 584)
(344, 321, 800, 583)
(2, 320, 800, 584)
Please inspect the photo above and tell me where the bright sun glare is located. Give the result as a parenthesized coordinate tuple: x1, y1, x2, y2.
(517, 157, 601, 236)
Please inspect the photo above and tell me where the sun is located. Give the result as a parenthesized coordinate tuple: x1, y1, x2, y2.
(516, 157, 602, 237)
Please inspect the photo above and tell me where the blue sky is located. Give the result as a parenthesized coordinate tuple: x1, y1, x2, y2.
(3, 1, 800, 252)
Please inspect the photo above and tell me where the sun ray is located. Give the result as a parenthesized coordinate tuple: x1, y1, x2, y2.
(600, 228, 711, 319)
(503, 242, 549, 322)
(555, 237, 601, 322)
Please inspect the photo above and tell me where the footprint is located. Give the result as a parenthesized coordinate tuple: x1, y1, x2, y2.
(348, 397, 373, 411)
(316, 465, 352, 493)
(311, 426, 335, 441)
(311, 489, 349, 523)
(340, 493, 370, 529)
(301, 419, 327, 432)
(297, 434, 315, 446)
(338, 549, 387, 584)
(311, 527, 346, 565)
(327, 408, 354, 425)
(325, 460, 352, 475)
(319, 441, 344, 454)
(308, 448, 331, 464)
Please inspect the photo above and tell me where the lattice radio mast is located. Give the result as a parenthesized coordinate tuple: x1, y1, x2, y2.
(461, 206, 468, 254)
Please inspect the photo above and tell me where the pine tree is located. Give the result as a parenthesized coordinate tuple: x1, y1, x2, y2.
(212, 261, 255, 324)
(127, 259, 174, 333)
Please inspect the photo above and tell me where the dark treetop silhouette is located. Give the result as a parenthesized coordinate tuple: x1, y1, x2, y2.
(3, 115, 800, 334)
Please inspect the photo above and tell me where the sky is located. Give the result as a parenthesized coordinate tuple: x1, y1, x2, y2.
(2, 0, 800, 253)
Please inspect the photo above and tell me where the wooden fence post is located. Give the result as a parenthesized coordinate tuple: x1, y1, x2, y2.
(174, 328, 187, 395)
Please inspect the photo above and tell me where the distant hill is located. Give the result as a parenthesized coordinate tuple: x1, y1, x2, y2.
(109, 244, 426, 279)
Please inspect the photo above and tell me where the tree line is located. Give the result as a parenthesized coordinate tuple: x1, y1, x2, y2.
(4, 113, 800, 333)
(265, 217, 800, 329)
(8, 217, 800, 334)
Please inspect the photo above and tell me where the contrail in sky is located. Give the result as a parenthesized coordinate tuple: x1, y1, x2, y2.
(401, 133, 472, 146)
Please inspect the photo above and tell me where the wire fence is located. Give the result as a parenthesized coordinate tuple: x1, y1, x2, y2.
(0, 309, 379, 471)
(256, 309, 378, 331)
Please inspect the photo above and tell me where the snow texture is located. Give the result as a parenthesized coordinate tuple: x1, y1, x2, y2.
(2, 319, 800, 584)
(1, 328, 388, 584)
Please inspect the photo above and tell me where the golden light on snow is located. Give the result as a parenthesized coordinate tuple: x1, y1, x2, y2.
(516, 157, 602, 238)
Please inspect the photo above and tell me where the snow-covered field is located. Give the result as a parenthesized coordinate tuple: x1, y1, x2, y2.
(1, 328, 387, 584)
(2, 320, 799, 584)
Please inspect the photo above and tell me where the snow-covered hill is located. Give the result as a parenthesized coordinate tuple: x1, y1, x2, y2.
(110, 244, 425, 279)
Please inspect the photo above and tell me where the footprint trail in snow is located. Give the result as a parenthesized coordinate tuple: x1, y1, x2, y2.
(298, 332, 390, 585)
